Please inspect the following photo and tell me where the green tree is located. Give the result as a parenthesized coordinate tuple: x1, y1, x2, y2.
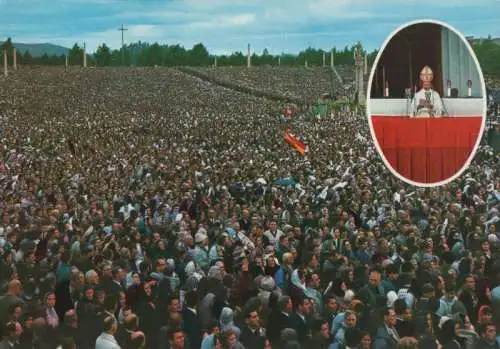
(95, 43, 112, 66)
(258, 48, 274, 66)
(146, 43, 164, 66)
(21, 50, 32, 65)
(473, 38, 500, 77)
(5, 36, 498, 78)
(1, 37, 15, 64)
(162, 44, 186, 66)
(68, 44, 83, 65)
(40, 53, 49, 64)
(188, 43, 210, 66)
(1, 37, 13, 53)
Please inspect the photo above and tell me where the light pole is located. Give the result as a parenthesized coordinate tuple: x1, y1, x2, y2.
(118, 24, 128, 65)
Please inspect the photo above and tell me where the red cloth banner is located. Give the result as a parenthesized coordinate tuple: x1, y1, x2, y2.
(284, 131, 306, 155)
(371, 116, 482, 183)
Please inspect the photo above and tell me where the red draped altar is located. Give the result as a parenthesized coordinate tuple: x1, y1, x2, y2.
(371, 116, 482, 183)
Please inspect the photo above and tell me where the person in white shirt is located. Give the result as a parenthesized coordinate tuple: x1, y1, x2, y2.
(95, 315, 121, 349)
(410, 66, 444, 118)
(263, 220, 284, 248)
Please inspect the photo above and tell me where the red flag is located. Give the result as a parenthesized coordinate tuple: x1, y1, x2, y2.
(284, 130, 306, 155)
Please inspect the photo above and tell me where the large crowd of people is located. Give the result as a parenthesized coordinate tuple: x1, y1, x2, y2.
(191, 66, 358, 102)
(0, 66, 498, 349)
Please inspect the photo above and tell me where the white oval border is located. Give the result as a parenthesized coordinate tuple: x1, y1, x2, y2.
(366, 19, 487, 188)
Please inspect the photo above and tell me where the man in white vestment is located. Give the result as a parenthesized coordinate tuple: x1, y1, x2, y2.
(410, 66, 444, 118)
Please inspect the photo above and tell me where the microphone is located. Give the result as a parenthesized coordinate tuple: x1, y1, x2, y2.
(405, 87, 412, 117)
(405, 87, 411, 98)
(425, 91, 433, 117)
(438, 92, 450, 117)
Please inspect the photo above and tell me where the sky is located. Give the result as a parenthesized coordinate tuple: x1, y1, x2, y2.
(0, 0, 499, 54)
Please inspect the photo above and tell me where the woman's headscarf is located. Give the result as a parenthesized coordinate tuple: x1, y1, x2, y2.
(291, 269, 305, 291)
(200, 334, 215, 349)
(220, 307, 241, 337)
(200, 293, 216, 330)
(220, 307, 234, 329)
(439, 319, 459, 345)
(126, 272, 139, 288)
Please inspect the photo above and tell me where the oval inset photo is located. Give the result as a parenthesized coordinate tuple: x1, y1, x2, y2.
(367, 19, 487, 187)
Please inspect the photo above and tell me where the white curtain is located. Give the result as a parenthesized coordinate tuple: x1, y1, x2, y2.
(441, 27, 482, 98)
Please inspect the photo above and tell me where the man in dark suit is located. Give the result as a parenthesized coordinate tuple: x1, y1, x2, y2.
(100, 267, 124, 299)
(181, 291, 202, 349)
(358, 268, 385, 310)
(267, 296, 293, 346)
(289, 296, 312, 346)
(0, 322, 22, 349)
(373, 307, 399, 349)
(239, 209, 251, 232)
(239, 309, 266, 349)
(458, 274, 479, 324)
(158, 314, 191, 349)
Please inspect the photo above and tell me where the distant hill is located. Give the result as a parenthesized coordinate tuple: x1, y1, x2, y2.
(1, 42, 70, 57)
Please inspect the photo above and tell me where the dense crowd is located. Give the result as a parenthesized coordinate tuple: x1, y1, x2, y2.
(486, 77, 500, 89)
(0, 66, 498, 349)
(192, 66, 359, 102)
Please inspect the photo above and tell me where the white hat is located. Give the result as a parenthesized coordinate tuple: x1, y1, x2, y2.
(386, 291, 398, 308)
(344, 290, 355, 303)
(488, 234, 498, 243)
(195, 232, 208, 244)
(439, 316, 451, 329)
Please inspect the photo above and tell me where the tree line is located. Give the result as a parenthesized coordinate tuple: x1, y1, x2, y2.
(1, 36, 499, 77)
(0, 37, 375, 68)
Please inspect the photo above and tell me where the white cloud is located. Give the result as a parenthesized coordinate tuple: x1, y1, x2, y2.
(183, 0, 264, 7)
(257, 0, 375, 26)
(117, 10, 194, 20)
(128, 24, 156, 37)
(223, 13, 255, 26)
(185, 13, 255, 30)
(2, 0, 498, 55)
